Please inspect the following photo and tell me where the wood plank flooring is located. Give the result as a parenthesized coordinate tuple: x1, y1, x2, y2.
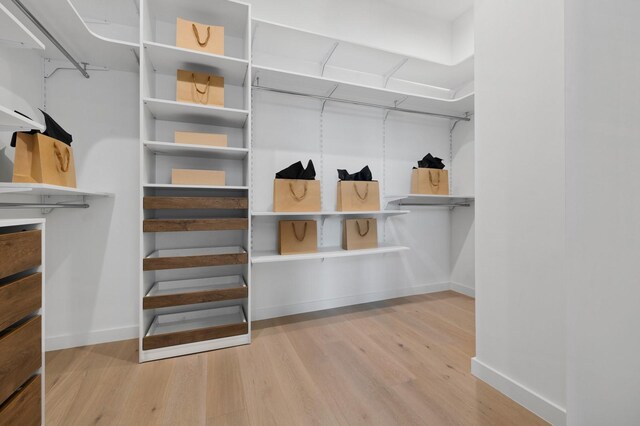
(45, 291, 547, 425)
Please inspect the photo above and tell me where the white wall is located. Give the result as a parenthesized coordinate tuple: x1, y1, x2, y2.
(473, 0, 566, 424)
(452, 8, 474, 63)
(249, 0, 457, 64)
(565, 1, 640, 424)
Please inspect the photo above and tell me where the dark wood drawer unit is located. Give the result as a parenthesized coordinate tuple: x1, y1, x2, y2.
(0, 273, 42, 331)
(143, 276, 248, 309)
(0, 230, 41, 280)
(143, 247, 248, 271)
(144, 196, 248, 210)
(143, 218, 248, 232)
(143, 306, 247, 350)
(0, 316, 41, 405)
(0, 375, 40, 426)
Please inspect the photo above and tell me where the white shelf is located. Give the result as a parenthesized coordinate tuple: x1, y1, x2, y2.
(143, 41, 248, 86)
(0, 106, 44, 132)
(0, 183, 113, 197)
(145, 275, 246, 299)
(253, 65, 474, 117)
(144, 141, 248, 160)
(143, 184, 248, 191)
(0, 3, 45, 50)
(386, 194, 475, 207)
(146, 245, 247, 259)
(143, 98, 249, 128)
(252, 244, 409, 264)
(252, 18, 473, 92)
(7, 0, 139, 72)
(252, 210, 409, 218)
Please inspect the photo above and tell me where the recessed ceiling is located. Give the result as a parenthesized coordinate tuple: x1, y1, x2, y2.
(381, 0, 473, 21)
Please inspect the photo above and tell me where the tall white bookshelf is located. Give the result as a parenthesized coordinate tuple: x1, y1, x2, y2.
(139, 0, 251, 362)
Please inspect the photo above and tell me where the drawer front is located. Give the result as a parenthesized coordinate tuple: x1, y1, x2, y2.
(143, 322, 248, 351)
(0, 316, 41, 405)
(143, 285, 249, 310)
(0, 375, 40, 426)
(0, 230, 41, 280)
(144, 253, 248, 271)
(0, 273, 42, 331)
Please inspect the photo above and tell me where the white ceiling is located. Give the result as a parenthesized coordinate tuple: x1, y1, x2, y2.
(381, 0, 473, 22)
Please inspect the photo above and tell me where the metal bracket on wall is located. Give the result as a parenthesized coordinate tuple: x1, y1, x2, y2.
(44, 59, 108, 79)
(320, 42, 339, 76)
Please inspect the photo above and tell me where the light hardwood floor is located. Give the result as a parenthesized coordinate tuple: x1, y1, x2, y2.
(45, 291, 547, 425)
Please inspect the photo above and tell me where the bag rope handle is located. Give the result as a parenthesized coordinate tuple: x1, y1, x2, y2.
(353, 182, 369, 201)
(356, 219, 370, 237)
(428, 170, 441, 188)
(53, 143, 70, 173)
(291, 222, 308, 242)
(191, 73, 211, 104)
(192, 24, 211, 47)
(289, 181, 308, 201)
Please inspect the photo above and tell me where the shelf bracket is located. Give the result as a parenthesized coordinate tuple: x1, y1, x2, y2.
(320, 42, 339, 77)
(34, 195, 90, 214)
(383, 58, 409, 88)
(321, 84, 339, 113)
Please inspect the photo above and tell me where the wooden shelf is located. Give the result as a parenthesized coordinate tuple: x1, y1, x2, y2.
(143, 42, 248, 86)
(385, 194, 475, 207)
(144, 141, 249, 160)
(143, 275, 247, 309)
(252, 210, 409, 218)
(253, 65, 473, 117)
(0, 183, 113, 197)
(0, 106, 44, 132)
(143, 218, 248, 232)
(143, 305, 248, 350)
(252, 244, 409, 264)
(143, 98, 249, 128)
(144, 246, 248, 271)
(144, 196, 247, 210)
(0, 3, 44, 50)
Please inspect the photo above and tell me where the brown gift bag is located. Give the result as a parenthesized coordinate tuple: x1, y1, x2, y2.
(176, 17, 224, 55)
(279, 220, 318, 255)
(13, 133, 77, 188)
(342, 218, 378, 250)
(176, 69, 224, 106)
(171, 169, 225, 186)
(411, 169, 449, 195)
(273, 179, 321, 212)
(336, 181, 380, 211)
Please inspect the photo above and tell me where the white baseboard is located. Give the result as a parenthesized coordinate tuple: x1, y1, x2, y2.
(471, 357, 566, 426)
(46, 325, 138, 352)
(450, 281, 475, 297)
(252, 282, 451, 321)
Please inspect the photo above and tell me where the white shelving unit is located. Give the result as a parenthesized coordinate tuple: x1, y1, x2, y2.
(139, 0, 252, 362)
(0, 183, 112, 197)
(386, 194, 475, 207)
(252, 244, 410, 264)
(0, 3, 44, 50)
(0, 105, 44, 132)
(251, 19, 474, 119)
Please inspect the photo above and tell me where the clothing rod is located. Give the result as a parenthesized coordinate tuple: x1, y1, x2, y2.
(11, 0, 90, 78)
(0, 203, 90, 209)
(397, 203, 471, 207)
(252, 85, 471, 121)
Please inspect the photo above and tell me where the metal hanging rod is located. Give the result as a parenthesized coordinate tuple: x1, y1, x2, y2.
(11, 0, 90, 78)
(0, 202, 89, 209)
(396, 203, 471, 208)
(252, 85, 471, 122)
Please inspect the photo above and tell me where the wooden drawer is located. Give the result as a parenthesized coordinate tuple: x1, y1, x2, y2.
(0, 375, 40, 426)
(0, 316, 41, 405)
(143, 275, 248, 309)
(143, 246, 247, 271)
(0, 273, 42, 331)
(144, 196, 248, 210)
(143, 305, 247, 350)
(0, 230, 41, 280)
(143, 218, 248, 232)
